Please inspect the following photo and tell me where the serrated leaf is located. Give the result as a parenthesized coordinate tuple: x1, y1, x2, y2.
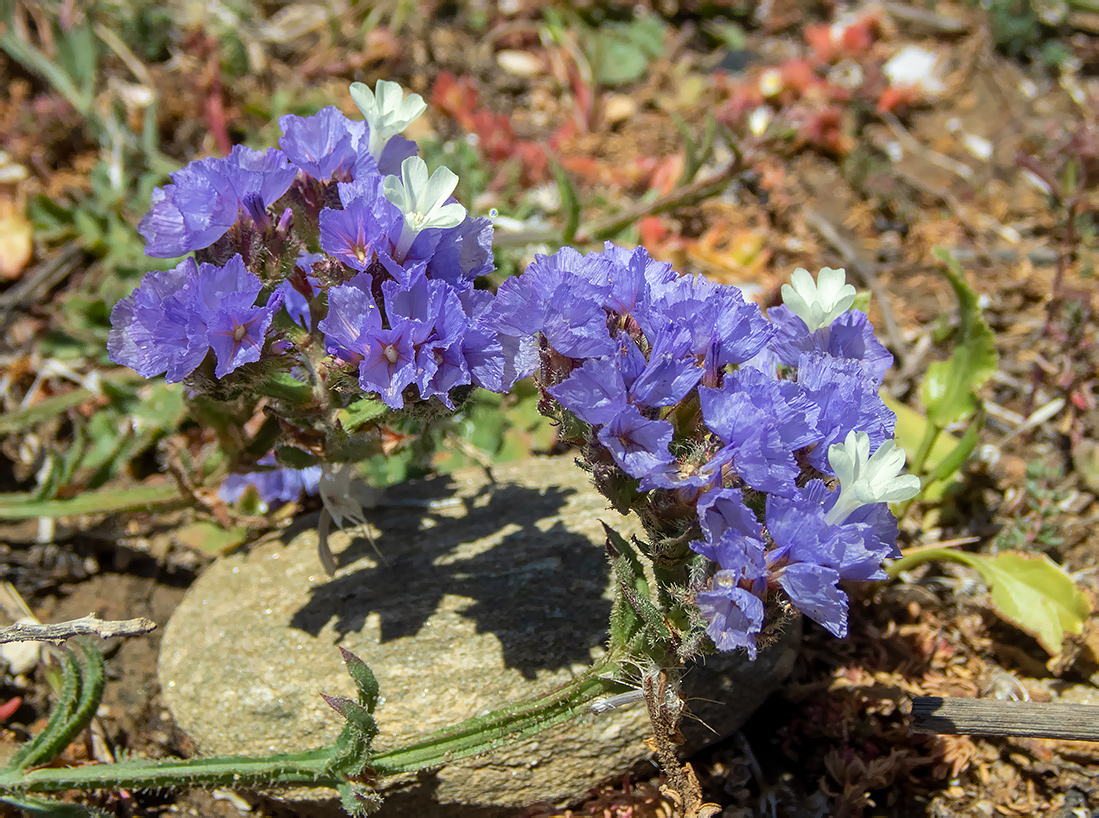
(920, 248, 998, 426)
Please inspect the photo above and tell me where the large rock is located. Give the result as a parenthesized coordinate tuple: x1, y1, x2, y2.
(159, 457, 799, 816)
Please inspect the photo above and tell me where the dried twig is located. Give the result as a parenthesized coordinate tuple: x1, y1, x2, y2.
(642, 668, 720, 818)
(880, 1, 968, 35)
(912, 697, 1099, 742)
(0, 613, 156, 645)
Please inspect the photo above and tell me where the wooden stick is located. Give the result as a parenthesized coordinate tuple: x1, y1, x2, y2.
(912, 697, 1099, 742)
(0, 614, 156, 645)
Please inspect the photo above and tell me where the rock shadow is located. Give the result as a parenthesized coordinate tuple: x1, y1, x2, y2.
(289, 475, 613, 679)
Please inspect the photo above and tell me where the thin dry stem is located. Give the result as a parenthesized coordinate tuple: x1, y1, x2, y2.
(0, 613, 156, 645)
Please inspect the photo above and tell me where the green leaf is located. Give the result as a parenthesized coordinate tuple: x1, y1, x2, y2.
(0, 390, 96, 435)
(336, 396, 388, 433)
(0, 483, 183, 519)
(888, 549, 1091, 655)
(590, 16, 666, 86)
(9, 641, 103, 775)
(8, 645, 82, 771)
(337, 782, 382, 817)
(882, 393, 968, 502)
(171, 521, 251, 556)
(338, 647, 380, 714)
(276, 446, 320, 470)
(919, 248, 998, 426)
(321, 696, 378, 745)
(979, 552, 1091, 655)
(551, 160, 581, 245)
(923, 418, 980, 489)
(0, 794, 110, 817)
(604, 524, 650, 650)
(255, 372, 314, 405)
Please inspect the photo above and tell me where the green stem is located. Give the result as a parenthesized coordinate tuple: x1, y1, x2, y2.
(896, 418, 942, 519)
(885, 546, 980, 580)
(909, 418, 942, 479)
(1, 657, 623, 795)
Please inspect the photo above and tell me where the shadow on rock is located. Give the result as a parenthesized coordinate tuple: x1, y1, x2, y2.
(289, 480, 613, 679)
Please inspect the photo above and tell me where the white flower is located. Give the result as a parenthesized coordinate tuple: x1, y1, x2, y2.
(780, 266, 856, 332)
(758, 68, 784, 98)
(384, 155, 467, 259)
(883, 46, 946, 98)
(349, 79, 427, 161)
(747, 106, 772, 137)
(825, 431, 921, 525)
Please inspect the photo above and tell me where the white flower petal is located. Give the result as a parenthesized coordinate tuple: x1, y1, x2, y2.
(422, 166, 459, 215)
(826, 433, 920, 524)
(382, 174, 410, 212)
(429, 201, 467, 230)
(402, 156, 431, 206)
(780, 266, 857, 331)
(349, 80, 426, 161)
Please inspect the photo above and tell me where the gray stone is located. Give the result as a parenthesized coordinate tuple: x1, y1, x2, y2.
(159, 457, 799, 815)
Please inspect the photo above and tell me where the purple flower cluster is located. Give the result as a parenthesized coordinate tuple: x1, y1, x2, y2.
(489, 246, 911, 654)
(319, 265, 510, 409)
(218, 452, 322, 507)
(107, 254, 283, 381)
(110, 81, 514, 409)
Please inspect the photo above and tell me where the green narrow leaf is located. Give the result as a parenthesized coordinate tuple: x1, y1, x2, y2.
(671, 113, 699, 187)
(924, 417, 981, 487)
(32, 641, 106, 767)
(275, 446, 320, 470)
(698, 112, 716, 170)
(9, 645, 83, 770)
(919, 248, 999, 426)
(551, 160, 581, 245)
(244, 416, 283, 459)
(0, 794, 111, 817)
(0, 390, 96, 435)
(0, 483, 183, 519)
(321, 695, 378, 745)
(338, 782, 382, 817)
(338, 647, 380, 714)
(620, 584, 671, 641)
(0, 29, 90, 115)
(604, 524, 650, 649)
